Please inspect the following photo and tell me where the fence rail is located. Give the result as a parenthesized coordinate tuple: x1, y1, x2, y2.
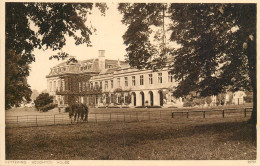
(5, 107, 253, 128)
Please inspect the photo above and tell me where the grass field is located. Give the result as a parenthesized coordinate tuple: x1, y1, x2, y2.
(6, 103, 253, 116)
(5, 116, 256, 160)
(5, 104, 253, 128)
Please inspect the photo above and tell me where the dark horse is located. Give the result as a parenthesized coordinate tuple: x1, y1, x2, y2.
(65, 103, 89, 123)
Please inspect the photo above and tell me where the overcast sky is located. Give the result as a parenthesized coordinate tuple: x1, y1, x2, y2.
(27, 3, 127, 92)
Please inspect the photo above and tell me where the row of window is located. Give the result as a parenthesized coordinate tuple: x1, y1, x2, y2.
(82, 72, 174, 91)
(79, 94, 129, 105)
(80, 64, 92, 71)
(49, 72, 174, 92)
(49, 80, 65, 92)
(112, 72, 173, 87)
(51, 67, 67, 74)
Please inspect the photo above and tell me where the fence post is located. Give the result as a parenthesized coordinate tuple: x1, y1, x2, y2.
(222, 109, 225, 118)
(54, 115, 55, 125)
(244, 108, 247, 117)
(17, 116, 18, 126)
(110, 112, 111, 122)
(136, 112, 138, 121)
(124, 112, 125, 122)
(95, 113, 97, 123)
(130, 112, 131, 121)
(203, 111, 206, 118)
(36, 115, 38, 126)
(160, 111, 161, 119)
(172, 112, 174, 118)
(149, 111, 150, 121)
(186, 112, 189, 118)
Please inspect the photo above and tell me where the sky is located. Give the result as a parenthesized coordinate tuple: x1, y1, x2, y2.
(27, 3, 127, 92)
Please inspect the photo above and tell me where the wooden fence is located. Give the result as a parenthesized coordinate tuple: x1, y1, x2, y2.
(5, 107, 253, 128)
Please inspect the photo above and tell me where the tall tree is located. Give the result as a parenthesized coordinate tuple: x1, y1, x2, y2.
(118, 3, 256, 123)
(118, 3, 167, 70)
(5, 3, 107, 109)
(168, 4, 256, 123)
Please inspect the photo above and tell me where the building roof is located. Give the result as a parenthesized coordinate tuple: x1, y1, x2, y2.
(47, 57, 126, 77)
(99, 67, 120, 75)
(81, 59, 96, 64)
(53, 61, 68, 68)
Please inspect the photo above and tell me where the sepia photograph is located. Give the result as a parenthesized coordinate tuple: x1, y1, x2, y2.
(0, 0, 258, 165)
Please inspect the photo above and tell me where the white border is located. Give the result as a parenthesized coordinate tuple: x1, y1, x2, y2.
(0, 1, 259, 166)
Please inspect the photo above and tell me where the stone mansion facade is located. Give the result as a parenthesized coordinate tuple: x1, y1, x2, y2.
(46, 50, 247, 108)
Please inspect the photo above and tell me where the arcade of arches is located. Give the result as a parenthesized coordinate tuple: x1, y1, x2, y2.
(76, 90, 183, 107)
(131, 90, 183, 107)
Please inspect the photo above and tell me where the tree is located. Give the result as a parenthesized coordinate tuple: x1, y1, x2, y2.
(34, 93, 53, 111)
(5, 3, 107, 109)
(168, 4, 256, 123)
(5, 49, 32, 108)
(118, 3, 167, 70)
(118, 3, 256, 124)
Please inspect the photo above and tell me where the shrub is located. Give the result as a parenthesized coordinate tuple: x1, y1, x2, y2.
(183, 101, 193, 107)
(134, 106, 162, 108)
(40, 103, 57, 112)
(183, 96, 211, 107)
(216, 93, 226, 106)
(34, 93, 54, 111)
(244, 92, 253, 103)
(147, 106, 162, 108)
(135, 106, 145, 108)
(205, 96, 212, 105)
(108, 106, 120, 108)
(168, 106, 178, 108)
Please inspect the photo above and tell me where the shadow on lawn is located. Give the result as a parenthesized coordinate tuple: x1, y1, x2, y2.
(93, 121, 257, 147)
(5, 119, 256, 160)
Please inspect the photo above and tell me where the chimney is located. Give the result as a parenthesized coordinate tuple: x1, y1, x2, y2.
(98, 50, 105, 70)
(117, 58, 121, 67)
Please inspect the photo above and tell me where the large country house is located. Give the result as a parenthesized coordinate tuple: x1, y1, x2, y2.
(46, 50, 247, 108)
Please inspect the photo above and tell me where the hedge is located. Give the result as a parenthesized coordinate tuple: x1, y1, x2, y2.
(39, 103, 57, 112)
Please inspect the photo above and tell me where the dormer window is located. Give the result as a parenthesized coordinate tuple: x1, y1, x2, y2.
(90, 82, 93, 89)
